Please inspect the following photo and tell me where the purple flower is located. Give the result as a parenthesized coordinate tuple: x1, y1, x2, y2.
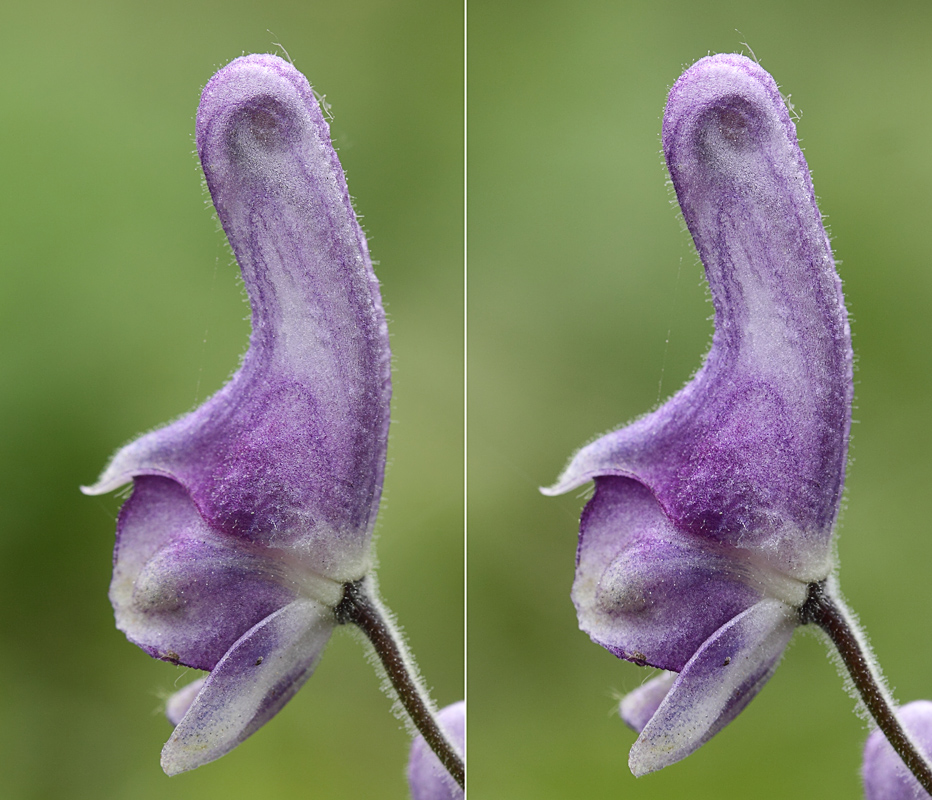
(407, 702, 465, 800)
(544, 53, 852, 774)
(82, 54, 391, 775)
(864, 701, 932, 800)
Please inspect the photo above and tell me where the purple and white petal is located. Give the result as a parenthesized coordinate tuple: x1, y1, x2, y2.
(574, 477, 774, 672)
(629, 597, 796, 775)
(83, 54, 399, 775)
(407, 701, 465, 800)
(619, 672, 676, 734)
(84, 54, 391, 582)
(111, 476, 301, 671)
(166, 678, 207, 727)
(547, 55, 851, 583)
(863, 701, 932, 800)
(161, 597, 334, 775)
(545, 53, 857, 777)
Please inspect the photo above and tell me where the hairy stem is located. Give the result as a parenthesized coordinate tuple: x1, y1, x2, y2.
(799, 580, 932, 795)
(335, 579, 464, 790)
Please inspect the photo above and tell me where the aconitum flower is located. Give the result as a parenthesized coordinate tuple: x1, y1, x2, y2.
(83, 54, 391, 775)
(408, 702, 465, 800)
(544, 53, 852, 774)
(864, 702, 932, 800)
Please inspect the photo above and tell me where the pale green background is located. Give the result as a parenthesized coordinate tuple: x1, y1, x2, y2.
(469, 1, 932, 798)
(0, 2, 462, 799)
(4, 0, 932, 798)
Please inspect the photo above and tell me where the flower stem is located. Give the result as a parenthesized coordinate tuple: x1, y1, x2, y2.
(799, 580, 932, 794)
(335, 579, 464, 790)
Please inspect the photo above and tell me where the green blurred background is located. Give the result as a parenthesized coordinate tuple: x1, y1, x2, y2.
(6, 0, 932, 798)
(469, 1, 932, 798)
(0, 1, 462, 799)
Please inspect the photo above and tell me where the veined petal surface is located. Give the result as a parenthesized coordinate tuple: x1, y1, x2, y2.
(546, 54, 851, 582)
(84, 55, 392, 774)
(545, 53, 855, 775)
(111, 475, 300, 671)
(161, 597, 334, 775)
(629, 598, 796, 775)
(574, 476, 767, 671)
(84, 54, 391, 582)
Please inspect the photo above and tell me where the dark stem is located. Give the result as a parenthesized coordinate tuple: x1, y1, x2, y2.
(335, 579, 464, 790)
(799, 580, 932, 795)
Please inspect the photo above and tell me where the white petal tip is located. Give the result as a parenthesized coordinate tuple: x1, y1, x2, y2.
(80, 473, 129, 495)
(160, 752, 191, 777)
(160, 733, 214, 776)
(628, 742, 667, 777)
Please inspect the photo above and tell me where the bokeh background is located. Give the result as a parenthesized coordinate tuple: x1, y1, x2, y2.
(7, 0, 932, 798)
(0, 2, 462, 799)
(469, 1, 932, 798)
